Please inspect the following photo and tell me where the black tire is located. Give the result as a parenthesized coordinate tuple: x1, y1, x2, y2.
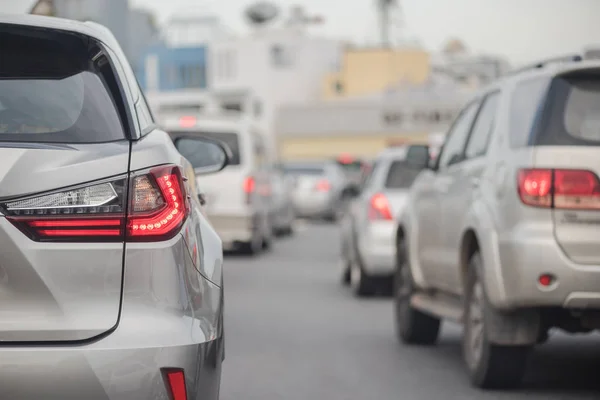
(394, 238, 441, 345)
(463, 252, 531, 389)
(352, 265, 377, 297)
(239, 234, 262, 256)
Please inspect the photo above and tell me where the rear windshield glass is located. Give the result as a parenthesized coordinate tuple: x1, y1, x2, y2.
(173, 131, 241, 165)
(536, 75, 600, 146)
(0, 29, 126, 143)
(283, 165, 325, 175)
(384, 161, 422, 189)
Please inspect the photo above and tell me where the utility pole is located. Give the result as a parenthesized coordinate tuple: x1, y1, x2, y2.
(376, 0, 396, 48)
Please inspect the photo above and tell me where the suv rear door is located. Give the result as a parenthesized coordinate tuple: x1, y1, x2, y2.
(0, 24, 132, 341)
(532, 69, 600, 264)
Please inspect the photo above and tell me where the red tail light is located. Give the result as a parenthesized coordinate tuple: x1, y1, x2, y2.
(314, 179, 331, 192)
(368, 192, 393, 220)
(243, 176, 255, 204)
(3, 165, 190, 242)
(518, 168, 600, 209)
(162, 369, 188, 400)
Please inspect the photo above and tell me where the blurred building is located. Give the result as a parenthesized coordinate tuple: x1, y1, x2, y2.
(322, 46, 430, 100)
(431, 38, 511, 88)
(276, 79, 473, 160)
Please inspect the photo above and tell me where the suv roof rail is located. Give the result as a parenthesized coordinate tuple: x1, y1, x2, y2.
(506, 54, 583, 76)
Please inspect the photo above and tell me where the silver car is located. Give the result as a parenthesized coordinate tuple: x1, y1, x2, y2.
(283, 161, 348, 221)
(0, 15, 227, 399)
(340, 147, 421, 296)
(394, 55, 600, 389)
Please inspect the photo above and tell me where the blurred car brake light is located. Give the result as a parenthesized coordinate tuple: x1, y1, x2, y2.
(314, 179, 331, 192)
(518, 168, 600, 209)
(368, 193, 393, 220)
(179, 116, 197, 128)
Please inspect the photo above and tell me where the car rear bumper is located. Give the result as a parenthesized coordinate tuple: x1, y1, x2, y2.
(207, 213, 254, 247)
(292, 193, 334, 218)
(490, 224, 600, 310)
(358, 220, 396, 275)
(0, 233, 223, 400)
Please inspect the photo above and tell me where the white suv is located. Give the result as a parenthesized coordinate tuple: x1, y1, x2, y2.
(394, 55, 600, 389)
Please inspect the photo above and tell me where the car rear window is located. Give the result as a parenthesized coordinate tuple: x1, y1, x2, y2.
(535, 73, 600, 146)
(384, 161, 422, 189)
(0, 28, 126, 143)
(283, 165, 324, 175)
(172, 131, 241, 165)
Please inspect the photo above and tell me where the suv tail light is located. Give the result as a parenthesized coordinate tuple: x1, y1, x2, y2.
(368, 193, 393, 220)
(314, 179, 331, 192)
(3, 165, 190, 242)
(243, 176, 255, 204)
(518, 168, 600, 209)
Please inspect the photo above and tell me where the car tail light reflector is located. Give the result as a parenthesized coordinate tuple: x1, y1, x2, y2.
(162, 369, 188, 400)
(243, 176, 255, 204)
(3, 165, 190, 242)
(314, 179, 331, 192)
(518, 168, 600, 209)
(127, 165, 189, 241)
(368, 192, 393, 220)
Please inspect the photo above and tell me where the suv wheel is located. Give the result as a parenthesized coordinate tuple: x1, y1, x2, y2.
(463, 252, 531, 389)
(394, 238, 440, 345)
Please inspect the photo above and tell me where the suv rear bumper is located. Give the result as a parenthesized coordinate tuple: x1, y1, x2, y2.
(207, 213, 255, 248)
(491, 226, 600, 310)
(0, 233, 223, 399)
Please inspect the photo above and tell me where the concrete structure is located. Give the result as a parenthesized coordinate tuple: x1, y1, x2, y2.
(276, 80, 474, 160)
(204, 26, 343, 159)
(322, 47, 430, 100)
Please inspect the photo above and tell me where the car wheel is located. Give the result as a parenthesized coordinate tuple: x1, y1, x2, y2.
(463, 252, 531, 389)
(394, 238, 441, 345)
(240, 232, 263, 256)
(350, 259, 376, 297)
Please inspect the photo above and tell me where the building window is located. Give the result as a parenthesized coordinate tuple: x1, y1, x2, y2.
(334, 81, 344, 94)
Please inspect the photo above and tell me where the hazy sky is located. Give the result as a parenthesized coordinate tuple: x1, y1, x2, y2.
(3, 0, 600, 65)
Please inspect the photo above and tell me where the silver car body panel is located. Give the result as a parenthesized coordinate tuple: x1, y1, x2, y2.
(0, 15, 223, 399)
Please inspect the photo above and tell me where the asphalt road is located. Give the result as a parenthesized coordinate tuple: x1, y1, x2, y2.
(220, 222, 600, 400)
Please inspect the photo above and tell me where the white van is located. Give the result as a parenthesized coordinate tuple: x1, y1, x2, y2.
(164, 113, 274, 255)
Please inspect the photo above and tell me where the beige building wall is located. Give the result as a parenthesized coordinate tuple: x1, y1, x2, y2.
(279, 133, 431, 161)
(322, 48, 430, 100)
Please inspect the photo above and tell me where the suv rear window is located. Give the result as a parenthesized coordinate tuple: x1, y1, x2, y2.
(172, 131, 241, 165)
(384, 161, 421, 189)
(0, 28, 126, 143)
(283, 165, 324, 176)
(536, 73, 600, 146)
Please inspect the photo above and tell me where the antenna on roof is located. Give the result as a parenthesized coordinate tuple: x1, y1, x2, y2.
(507, 54, 582, 76)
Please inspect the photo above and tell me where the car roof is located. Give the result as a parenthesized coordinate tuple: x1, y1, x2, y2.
(472, 59, 600, 97)
(0, 14, 120, 51)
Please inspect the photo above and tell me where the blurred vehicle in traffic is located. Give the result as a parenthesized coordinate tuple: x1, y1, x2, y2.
(334, 153, 370, 187)
(167, 114, 275, 255)
(269, 164, 295, 236)
(393, 54, 600, 390)
(340, 146, 424, 296)
(0, 15, 226, 399)
(283, 160, 349, 221)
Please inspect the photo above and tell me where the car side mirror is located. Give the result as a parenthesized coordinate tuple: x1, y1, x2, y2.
(406, 145, 431, 170)
(174, 136, 232, 175)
